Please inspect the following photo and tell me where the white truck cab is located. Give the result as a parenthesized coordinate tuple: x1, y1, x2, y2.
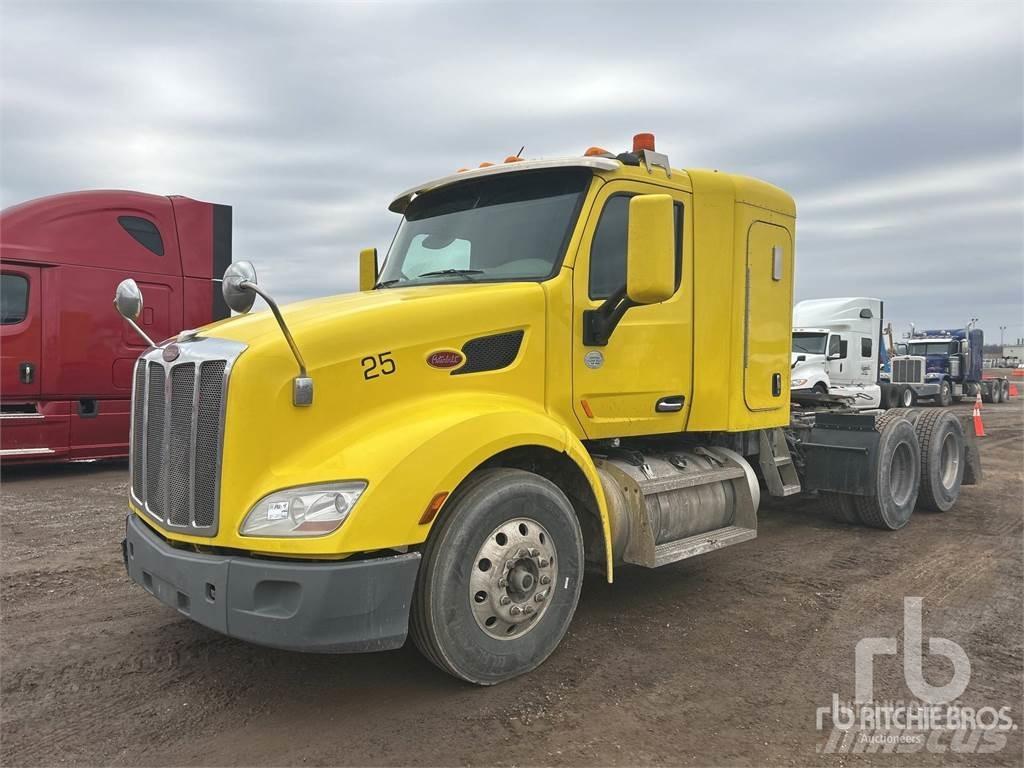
(792, 297, 883, 409)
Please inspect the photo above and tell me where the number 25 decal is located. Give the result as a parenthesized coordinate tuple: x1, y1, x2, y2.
(361, 351, 396, 380)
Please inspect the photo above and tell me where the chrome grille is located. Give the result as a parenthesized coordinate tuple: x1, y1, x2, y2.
(128, 338, 246, 536)
(892, 357, 924, 385)
(131, 360, 145, 493)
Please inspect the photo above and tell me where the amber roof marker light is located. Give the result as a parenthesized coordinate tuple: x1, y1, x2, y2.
(633, 132, 656, 153)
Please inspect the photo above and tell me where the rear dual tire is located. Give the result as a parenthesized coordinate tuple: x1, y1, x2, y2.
(854, 415, 921, 530)
(914, 410, 965, 512)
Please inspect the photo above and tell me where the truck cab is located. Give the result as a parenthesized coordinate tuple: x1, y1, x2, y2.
(791, 297, 883, 408)
(0, 190, 231, 463)
(114, 136, 975, 685)
(890, 327, 997, 406)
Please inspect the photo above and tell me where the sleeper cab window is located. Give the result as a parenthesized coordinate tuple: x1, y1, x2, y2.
(118, 215, 165, 256)
(861, 337, 872, 357)
(588, 195, 684, 300)
(1, 273, 29, 325)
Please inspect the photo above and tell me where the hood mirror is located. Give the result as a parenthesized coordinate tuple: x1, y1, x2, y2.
(220, 261, 313, 406)
(113, 278, 155, 347)
(222, 261, 258, 314)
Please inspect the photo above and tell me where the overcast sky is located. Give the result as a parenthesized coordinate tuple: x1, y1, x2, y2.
(2, 1, 1022, 342)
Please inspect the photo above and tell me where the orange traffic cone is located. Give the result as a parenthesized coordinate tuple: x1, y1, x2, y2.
(972, 392, 986, 437)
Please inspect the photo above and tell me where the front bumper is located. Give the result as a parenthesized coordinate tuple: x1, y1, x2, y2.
(123, 514, 420, 653)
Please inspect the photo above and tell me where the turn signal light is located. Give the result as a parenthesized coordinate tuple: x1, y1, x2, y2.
(632, 132, 656, 153)
(419, 492, 449, 525)
(584, 146, 610, 157)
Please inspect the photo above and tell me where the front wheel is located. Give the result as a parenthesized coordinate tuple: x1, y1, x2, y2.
(900, 385, 916, 408)
(937, 379, 953, 407)
(410, 468, 584, 685)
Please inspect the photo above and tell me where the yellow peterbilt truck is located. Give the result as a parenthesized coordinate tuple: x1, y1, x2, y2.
(115, 134, 975, 684)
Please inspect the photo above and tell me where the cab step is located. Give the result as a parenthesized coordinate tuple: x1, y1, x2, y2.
(652, 525, 757, 567)
(759, 428, 802, 497)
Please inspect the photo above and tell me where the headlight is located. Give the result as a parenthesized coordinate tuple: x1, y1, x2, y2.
(792, 378, 808, 387)
(240, 481, 366, 537)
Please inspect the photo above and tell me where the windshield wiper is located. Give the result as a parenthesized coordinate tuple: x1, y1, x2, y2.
(416, 268, 484, 279)
(375, 278, 406, 288)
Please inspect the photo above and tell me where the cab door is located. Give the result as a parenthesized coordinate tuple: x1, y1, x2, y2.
(571, 181, 692, 438)
(1, 265, 41, 398)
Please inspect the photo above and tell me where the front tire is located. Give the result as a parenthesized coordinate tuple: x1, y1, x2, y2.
(410, 468, 584, 685)
(900, 385, 916, 408)
(937, 379, 953, 407)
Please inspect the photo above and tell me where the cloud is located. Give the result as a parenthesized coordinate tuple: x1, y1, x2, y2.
(1, 0, 1021, 337)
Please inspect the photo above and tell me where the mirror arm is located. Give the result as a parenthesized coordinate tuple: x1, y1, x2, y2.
(241, 280, 307, 377)
(241, 280, 313, 406)
(583, 287, 636, 347)
(122, 316, 156, 348)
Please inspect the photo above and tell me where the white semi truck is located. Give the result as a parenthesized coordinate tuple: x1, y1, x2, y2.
(791, 297, 885, 408)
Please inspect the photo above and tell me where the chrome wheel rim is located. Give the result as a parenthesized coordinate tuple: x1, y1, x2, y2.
(469, 517, 557, 640)
(889, 441, 915, 507)
(939, 431, 960, 490)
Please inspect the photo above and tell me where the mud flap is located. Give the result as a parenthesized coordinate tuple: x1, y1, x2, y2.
(799, 413, 880, 495)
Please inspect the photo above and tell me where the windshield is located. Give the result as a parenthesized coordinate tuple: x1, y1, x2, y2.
(378, 168, 590, 287)
(907, 341, 956, 356)
(792, 332, 827, 355)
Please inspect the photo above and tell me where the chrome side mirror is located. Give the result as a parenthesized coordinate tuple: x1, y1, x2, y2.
(115, 278, 143, 320)
(221, 261, 313, 406)
(222, 261, 258, 314)
(113, 278, 155, 347)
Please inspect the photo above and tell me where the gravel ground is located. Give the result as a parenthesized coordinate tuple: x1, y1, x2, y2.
(2, 398, 1021, 767)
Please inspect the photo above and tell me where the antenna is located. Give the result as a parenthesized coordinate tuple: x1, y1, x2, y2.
(516, 146, 525, 158)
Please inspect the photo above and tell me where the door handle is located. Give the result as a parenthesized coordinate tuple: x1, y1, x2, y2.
(19, 362, 34, 385)
(655, 395, 685, 413)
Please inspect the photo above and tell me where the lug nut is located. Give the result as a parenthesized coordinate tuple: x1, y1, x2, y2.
(539, 558, 549, 568)
(498, 578, 507, 588)
(534, 592, 545, 602)
(523, 605, 534, 614)
(499, 595, 511, 606)
(517, 548, 527, 558)
(540, 575, 550, 585)
(505, 560, 514, 570)
(510, 605, 522, 616)
(529, 548, 539, 557)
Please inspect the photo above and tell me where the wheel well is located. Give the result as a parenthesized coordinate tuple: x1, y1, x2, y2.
(477, 446, 606, 572)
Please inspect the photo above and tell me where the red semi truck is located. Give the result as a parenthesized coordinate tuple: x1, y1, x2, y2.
(0, 190, 231, 463)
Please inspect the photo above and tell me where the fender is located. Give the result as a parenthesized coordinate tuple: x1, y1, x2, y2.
(205, 391, 614, 577)
(334, 393, 614, 580)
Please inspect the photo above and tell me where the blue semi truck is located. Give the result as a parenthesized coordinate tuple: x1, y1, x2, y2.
(888, 328, 1010, 406)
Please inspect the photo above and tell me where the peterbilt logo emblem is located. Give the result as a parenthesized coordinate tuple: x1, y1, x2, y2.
(426, 350, 464, 369)
(162, 345, 181, 362)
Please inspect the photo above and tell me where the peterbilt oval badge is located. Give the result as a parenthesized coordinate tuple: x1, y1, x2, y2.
(426, 350, 464, 369)
(162, 344, 181, 362)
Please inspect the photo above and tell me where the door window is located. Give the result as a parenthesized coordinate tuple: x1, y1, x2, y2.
(1, 274, 29, 325)
(588, 195, 683, 300)
(827, 334, 841, 358)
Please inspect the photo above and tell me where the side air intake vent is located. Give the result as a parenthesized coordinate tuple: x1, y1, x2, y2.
(453, 330, 525, 375)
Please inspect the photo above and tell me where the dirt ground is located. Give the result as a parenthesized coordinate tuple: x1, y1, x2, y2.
(2, 399, 1022, 767)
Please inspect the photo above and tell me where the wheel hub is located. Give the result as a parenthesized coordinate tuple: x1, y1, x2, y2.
(469, 518, 557, 640)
